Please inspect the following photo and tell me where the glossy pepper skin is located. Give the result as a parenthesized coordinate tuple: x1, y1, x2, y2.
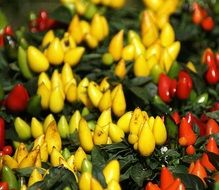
(4, 83, 29, 113)
(0, 117, 5, 150)
(176, 71, 193, 100)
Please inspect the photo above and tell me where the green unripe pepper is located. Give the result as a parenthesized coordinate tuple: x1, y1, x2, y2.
(2, 166, 19, 190)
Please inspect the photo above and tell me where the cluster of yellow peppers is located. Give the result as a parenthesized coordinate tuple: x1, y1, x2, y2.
(27, 13, 109, 73)
(37, 67, 126, 116)
(1, 117, 122, 189)
(104, 0, 180, 82)
(61, 0, 126, 16)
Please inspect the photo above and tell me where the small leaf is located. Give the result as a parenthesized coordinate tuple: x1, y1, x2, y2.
(174, 173, 205, 190)
(206, 111, 219, 123)
(130, 162, 152, 187)
(207, 151, 219, 171)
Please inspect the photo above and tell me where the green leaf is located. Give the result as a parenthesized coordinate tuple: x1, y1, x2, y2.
(91, 146, 108, 187)
(207, 151, 219, 171)
(165, 115, 178, 140)
(50, 6, 72, 24)
(15, 167, 46, 177)
(206, 111, 219, 123)
(130, 162, 152, 187)
(28, 166, 78, 190)
(174, 173, 205, 190)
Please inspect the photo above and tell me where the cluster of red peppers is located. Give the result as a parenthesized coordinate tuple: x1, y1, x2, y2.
(29, 10, 58, 33)
(202, 48, 219, 85)
(145, 166, 185, 190)
(158, 71, 193, 103)
(192, 2, 215, 31)
(0, 25, 14, 47)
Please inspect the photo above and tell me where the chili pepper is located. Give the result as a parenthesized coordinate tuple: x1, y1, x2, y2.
(160, 166, 174, 190)
(176, 71, 193, 100)
(210, 102, 219, 111)
(26, 94, 41, 116)
(5, 83, 29, 113)
(185, 112, 206, 136)
(164, 178, 181, 190)
(186, 145, 195, 155)
(3, 25, 13, 36)
(1, 166, 19, 190)
(0, 182, 9, 190)
(200, 153, 215, 171)
(206, 119, 219, 136)
(17, 46, 34, 79)
(202, 48, 216, 67)
(205, 137, 219, 155)
(171, 111, 180, 125)
(215, 52, 219, 67)
(0, 117, 5, 150)
(178, 117, 197, 146)
(168, 61, 181, 79)
(145, 182, 160, 190)
(205, 65, 219, 85)
(2, 145, 13, 156)
(178, 182, 186, 190)
(201, 16, 215, 31)
(189, 159, 207, 183)
(158, 73, 172, 103)
(192, 2, 204, 25)
(81, 158, 93, 174)
(195, 93, 208, 104)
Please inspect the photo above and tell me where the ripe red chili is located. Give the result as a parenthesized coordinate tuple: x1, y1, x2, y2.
(201, 16, 215, 31)
(0, 181, 9, 190)
(0, 117, 5, 150)
(202, 48, 216, 67)
(186, 145, 195, 155)
(2, 146, 13, 156)
(4, 83, 29, 113)
(206, 119, 219, 136)
(205, 65, 219, 85)
(158, 74, 172, 103)
(3, 26, 14, 36)
(192, 2, 204, 25)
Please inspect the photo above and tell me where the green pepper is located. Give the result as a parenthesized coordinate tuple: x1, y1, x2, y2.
(1, 166, 19, 190)
(167, 61, 181, 79)
(26, 95, 41, 116)
(81, 158, 92, 174)
(62, 147, 71, 160)
(18, 46, 34, 79)
(195, 93, 208, 104)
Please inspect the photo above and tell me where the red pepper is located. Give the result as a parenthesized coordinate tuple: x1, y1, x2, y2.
(192, 2, 205, 25)
(158, 74, 172, 103)
(0, 117, 5, 150)
(186, 145, 195, 155)
(0, 34, 4, 47)
(160, 166, 174, 190)
(202, 48, 216, 67)
(177, 182, 186, 190)
(176, 71, 193, 100)
(201, 16, 215, 31)
(205, 137, 219, 155)
(189, 159, 207, 183)
(164, 178, 181, 190)
(206, 119, 219, 136)
(205, 65, 219, 85)
(200, 153, 215, 171)
(4, 83, 29, 113)
(215, 52, 219, 67)
(0, 182, 9, 190)
(178, 117, 197, 146)
(171, 111, 180, 125)
(185, 112, 206, 136)
(145, 182, 161, 190)
(3, 25, 14, 36)
(2, 145, 13, 156)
